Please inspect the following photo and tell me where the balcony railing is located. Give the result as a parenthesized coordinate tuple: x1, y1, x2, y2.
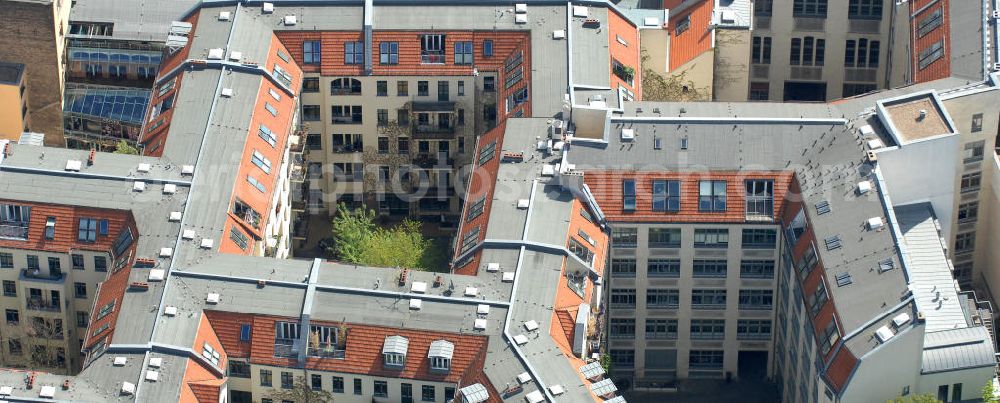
(331, 115, 362, 124)
(0, 223, 29, 240)
(274, 340, 296, 358)
(421, 52, 446, 64)
(307, 343, 346, 359)
(21, 269, 66, 283)
(26, 297, 61, 312)
(331, 142, 363, 153)
(413, 124, 456, 137)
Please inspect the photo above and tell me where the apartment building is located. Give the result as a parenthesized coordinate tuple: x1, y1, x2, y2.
(61, 0, 199, 151)
(0, 62, 30, 140)
(0, 0, 71, 145)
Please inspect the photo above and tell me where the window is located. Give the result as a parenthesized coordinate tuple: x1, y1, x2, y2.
(332, 376, 344, 393)
(693, 260, 727, 278)
(645, 319, 678, 339)
(420, 34, 446, 64)
(849, 0, 882, 19)
(302, 77, 320, 92)
(745, 180, 773, 217)
(483, 39, 494, 56)
(239, 324, 251, 341)
(675, 14, 691, 35)
(623, 179, 637, 211)
(78, 218, 98, 242)
(74, 282, 86, 299)
(918, 41, 945, 70)
(306, 134, 322, 150)
(742, 228, 776, 248)
(76, 311, 89, 328)
(649, 228, 681, 248)
(258, 124, 277, 147)
(230, 226, 250, 250)
(0, 253, 11, 269)
(961, 172, 981, 193)
(611, 59, 635, 86)
(844, 83, 877, 97)
(458, 81, 465, 96)
(417, 81, 429, 96)
(819, 318, 840, 355)
(691, 289, 726, 309)
(756, 0, 772, 16)
(568, 238, 594, 264)
(694, 228, 728, 248)
(793, 0, 827, 17)
(303, 41, 321, 64)
(808, 281, 828, 316)
(737, 320, 772, 340)
(260, 369, 272, 387)
(5, 309, 18, 324)
(422, 385, 435, 401)
(610, 289, 636, 308)
(94, 256, 107, 272)
(797, 243, 819, 278)
(377, 109, 389, 126)
(2, 281, 14, 297)
(344, 41, 363, 64)
(281, 372, 293, 389)
(454, 41, 473, 64)
(483, 76, 496, 92)
(646, 289, 680, 308)
(251, 150, 272, 174)
(376, 81, 387, 97)
(752, 37, 772, 64)
(398, 138, 409, 153)
(844, 39, 880, 68)
(958, 201, 979, 223)
(43, 217, 55, 240)
(225, 360, 249, 378)
(353, 379, 363, 395)
(380, 42, 399, 64)
(611, 227, 638, 248)
(610, 349, 635, 368)
(750, 82, 769, 100)
(27, 255, 38, 270)
(330, 78, 362, 95)
(610, 258, 638, 279)
(790, 37, 825, 66)
(652, 180, 680, 211)
(972, 113, 984, 133)
(689, 350, 724, 369)
(648, 259, 681, 278)
(374, 380, 388, 398)
(955, 232, 976, 254)
(460, 227, 480, 254)
(740, 260, 775, 279)
(916, 7, 943, 37)
(609, 318, 635, 339)
(964, 141, 985, 164)
(264, 102, 278, 117)
(331, 105, 363, 124)
(739, 289, 773, 310)
(699, 180, 727, 211)
(302, 105, 321, 121)
(690, 319, 725, 339)
(376, 136, 389, 153)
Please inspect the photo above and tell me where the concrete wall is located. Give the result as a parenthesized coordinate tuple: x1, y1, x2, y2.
(918, 365, 996, 402)
(876, 135, 959, 238)
(712, 29, 751, 102)
(839, 325, 924, 403)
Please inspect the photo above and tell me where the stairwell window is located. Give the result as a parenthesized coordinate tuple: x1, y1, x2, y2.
(918, 41, 945, 70)
(344, 41, 363, 65)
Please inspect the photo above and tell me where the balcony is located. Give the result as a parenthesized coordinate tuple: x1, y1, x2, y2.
(25, 297, 61, 312)
(412, 101, 456, 113)
(331, 115, 362, 125)
(421, 52, 446, 64)
(289, 153, 305, 183)
(0, 223, 29, 240)
(21, 269, 66, 284)
(307, 343, 346, 359)
(331, 142, 363, 153)
(413, 124, 456, 138)
(273, 340, 296, 358)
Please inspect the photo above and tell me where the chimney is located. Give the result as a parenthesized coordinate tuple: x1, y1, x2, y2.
(917, 109, 927, 121)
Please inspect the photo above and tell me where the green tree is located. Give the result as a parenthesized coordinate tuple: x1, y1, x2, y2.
(330, 203, 441, 271)
(984, 380, 999, 403)
(886, 394, 939, 403)
(113, 140, 139, 155)
(267, 375, 334, 403)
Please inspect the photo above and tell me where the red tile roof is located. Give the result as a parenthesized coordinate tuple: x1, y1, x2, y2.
(203, 310, 254, 358)
(210, 312, 489, 384)
(584, 170, 794, 223)
(453, 120, 508, 275)
(0, 200, 132, 254)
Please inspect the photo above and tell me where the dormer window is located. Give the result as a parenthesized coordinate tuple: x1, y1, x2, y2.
(382, 335, 409, 368)
(428, 340, 454, 372)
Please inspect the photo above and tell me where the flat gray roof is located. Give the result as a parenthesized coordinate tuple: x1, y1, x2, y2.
(68, 0, 200, 42)
(922, 326, 997, 373)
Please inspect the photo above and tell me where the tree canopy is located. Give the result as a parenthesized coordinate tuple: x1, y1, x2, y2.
(113, 140, 139, 155)
(330, 203, 445, 271)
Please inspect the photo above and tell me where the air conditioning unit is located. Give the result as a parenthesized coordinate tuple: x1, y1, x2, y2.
(856, 181, 872, 195)
(621, 128, 635, 141)
(283, 15, 297, 26)
(867, 217, 884, 230)
(992, 10, 1000, 19)
(262, 2, 274, 13)
(218, 11, 231, 21)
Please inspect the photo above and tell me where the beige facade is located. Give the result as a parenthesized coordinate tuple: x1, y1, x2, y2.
(749, 0, 907, 101)
(297, 74, 479, 224)
(0, 246, 111, 375)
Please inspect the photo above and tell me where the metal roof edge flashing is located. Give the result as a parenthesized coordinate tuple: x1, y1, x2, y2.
(0, 165, 193, 187)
